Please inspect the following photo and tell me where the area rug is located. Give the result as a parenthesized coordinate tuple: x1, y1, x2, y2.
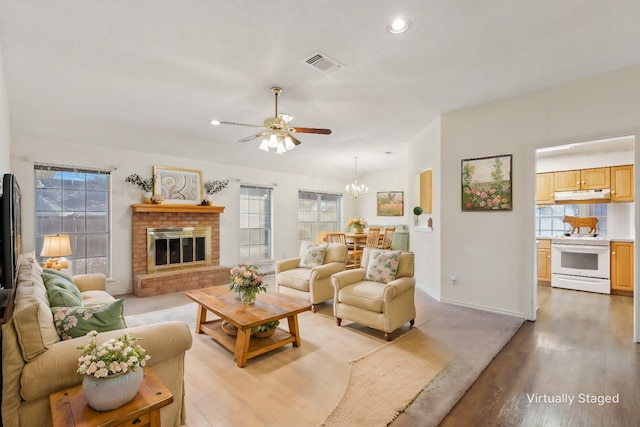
(321, 303, 524, 427)
(125, 294, 523, 427)
(321, 322, 450, 426)
(125, 302, 198, 328)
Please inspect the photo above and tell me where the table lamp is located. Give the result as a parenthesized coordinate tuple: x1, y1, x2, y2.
(40, 234, 72, 270)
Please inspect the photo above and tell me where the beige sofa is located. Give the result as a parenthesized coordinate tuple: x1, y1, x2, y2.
(1, 252, 193, 426)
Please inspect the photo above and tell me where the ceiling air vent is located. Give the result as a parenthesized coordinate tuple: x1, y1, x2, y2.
(303, 52, 345, 74)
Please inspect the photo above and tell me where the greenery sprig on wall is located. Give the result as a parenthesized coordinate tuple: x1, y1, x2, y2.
(125, 174, 155, 192)
(204, 180, 229, 195)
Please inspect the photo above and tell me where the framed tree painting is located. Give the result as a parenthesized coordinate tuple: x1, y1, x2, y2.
(461, 154, 512, 211)
(153, 165, 203, 204)
(377, 191, 404, 216)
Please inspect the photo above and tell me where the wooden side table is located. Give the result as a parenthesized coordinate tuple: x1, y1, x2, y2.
(50, 369, 173, 427)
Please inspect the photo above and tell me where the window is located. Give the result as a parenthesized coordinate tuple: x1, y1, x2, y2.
(298, 191, 342, 245)
(239, 185, 272, 261)
(536, 204, 607, 237)
(35, 165, 110, 276)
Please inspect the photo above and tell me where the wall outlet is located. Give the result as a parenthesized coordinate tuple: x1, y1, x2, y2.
(450, 274, 457, 284)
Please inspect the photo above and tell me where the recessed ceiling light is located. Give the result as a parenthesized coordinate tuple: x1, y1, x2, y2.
(209, 120, 220, 126)
(387, 18, 410, 35)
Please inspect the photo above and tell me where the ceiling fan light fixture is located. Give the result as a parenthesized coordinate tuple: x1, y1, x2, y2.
(276, 141, 287, 155)
(278, 113, 294, 124)
(268, 133, 278, 148)
(259, 138, 270, 152)
(284, 136, 296, 150)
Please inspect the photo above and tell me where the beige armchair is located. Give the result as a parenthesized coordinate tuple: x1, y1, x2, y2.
(275, 242, 347, 312)
(331, 248, 415, 340)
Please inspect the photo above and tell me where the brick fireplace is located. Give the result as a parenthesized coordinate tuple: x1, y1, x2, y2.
(131, 204, 230, 297)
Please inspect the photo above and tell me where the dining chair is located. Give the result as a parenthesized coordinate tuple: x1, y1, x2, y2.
(380, 229, 395, 250)
(316, 231, 329, 243)
(365, 230, 380, 248)
(325, 232, 347, 244)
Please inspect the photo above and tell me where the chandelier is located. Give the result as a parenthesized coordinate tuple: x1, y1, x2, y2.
(257, 113, 297, 155)
(345, 156, 368, 199)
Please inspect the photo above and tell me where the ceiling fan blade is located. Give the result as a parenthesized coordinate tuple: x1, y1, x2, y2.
(219, 121, 264, 128)
(291, 127, 332, 135)
(288, 134, 303, 146)
(238, 132, 266, 143)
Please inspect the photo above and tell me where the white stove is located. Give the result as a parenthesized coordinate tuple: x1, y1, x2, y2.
(551, 234, 611, 294)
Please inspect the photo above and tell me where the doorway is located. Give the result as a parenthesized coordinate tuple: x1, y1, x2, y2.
(534, 134, 638, 342)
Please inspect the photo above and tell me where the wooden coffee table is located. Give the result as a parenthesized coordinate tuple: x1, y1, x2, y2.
(186, 286, 312, 367)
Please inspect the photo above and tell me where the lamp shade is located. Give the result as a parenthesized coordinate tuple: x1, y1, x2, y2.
(40, 234, 72, 257)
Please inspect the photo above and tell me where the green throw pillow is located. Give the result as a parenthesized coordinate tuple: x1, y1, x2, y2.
(52, 299, 127, 340)
(43, 268, 75, 284)
(47, 286, 83, 307)
(43, 271, 82, 301)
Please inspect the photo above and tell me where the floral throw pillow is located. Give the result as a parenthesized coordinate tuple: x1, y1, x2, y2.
(298, 243, 328, 268)
(364, 250, 402, 283)
(52, 299, 126, 340)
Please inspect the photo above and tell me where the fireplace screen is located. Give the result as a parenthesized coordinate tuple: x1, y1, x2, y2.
(147, 227, 211, 273)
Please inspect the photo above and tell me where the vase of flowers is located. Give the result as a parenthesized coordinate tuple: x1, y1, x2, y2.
(203, 179, 229, 205)
(347, 218, 367, 234)
(77, 330, 150, 411)
(125, 173, 155, 204)
(229, 264, 266, 304)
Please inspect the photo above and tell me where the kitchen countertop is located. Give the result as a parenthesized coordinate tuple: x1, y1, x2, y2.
(536, 236, 634, 242)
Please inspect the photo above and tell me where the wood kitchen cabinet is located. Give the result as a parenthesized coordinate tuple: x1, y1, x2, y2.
(611, 165, 634, 202)
(553, 167, 610, 192)
(536, 173, 555, 204)
(611, 241, 634, 294)
(537, 239, 551, 282)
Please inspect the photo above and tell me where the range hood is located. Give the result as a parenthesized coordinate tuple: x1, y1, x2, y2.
(554, 189, 611, 201)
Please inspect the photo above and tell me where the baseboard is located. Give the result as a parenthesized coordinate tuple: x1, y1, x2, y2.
(438, 297, 527, 319)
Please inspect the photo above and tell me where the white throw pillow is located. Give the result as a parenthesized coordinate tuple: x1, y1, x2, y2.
(298, 243, 328, 268)
(364, 250, 402, 283)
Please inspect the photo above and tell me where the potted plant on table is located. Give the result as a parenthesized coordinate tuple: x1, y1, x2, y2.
(76, 330, 150, 411)
(252, 320, 280, 338)
(125, 173, 155, 203)
(203, 179, 229, 205)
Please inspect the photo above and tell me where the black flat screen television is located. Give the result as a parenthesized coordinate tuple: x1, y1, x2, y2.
(0, 173, 22, 290)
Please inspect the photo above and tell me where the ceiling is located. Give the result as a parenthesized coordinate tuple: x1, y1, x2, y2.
(2, 1, 640, 181)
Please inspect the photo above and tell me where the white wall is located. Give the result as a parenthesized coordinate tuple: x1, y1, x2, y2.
(429, 64, 640, 325)
(0, 42, 10, 174)
(407, 118, 442, 299)
(10, 134, 355, 294)
(355, 165, 410, 228)
(537, 150, 634, 172)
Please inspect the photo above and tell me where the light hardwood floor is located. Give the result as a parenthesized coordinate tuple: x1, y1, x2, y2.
(123, 285, 638, 426)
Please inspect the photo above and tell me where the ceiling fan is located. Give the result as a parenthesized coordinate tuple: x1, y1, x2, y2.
(211, 87, 332, 154)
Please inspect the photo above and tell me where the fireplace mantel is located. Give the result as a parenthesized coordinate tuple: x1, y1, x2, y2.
(131, 204, 225, 214)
